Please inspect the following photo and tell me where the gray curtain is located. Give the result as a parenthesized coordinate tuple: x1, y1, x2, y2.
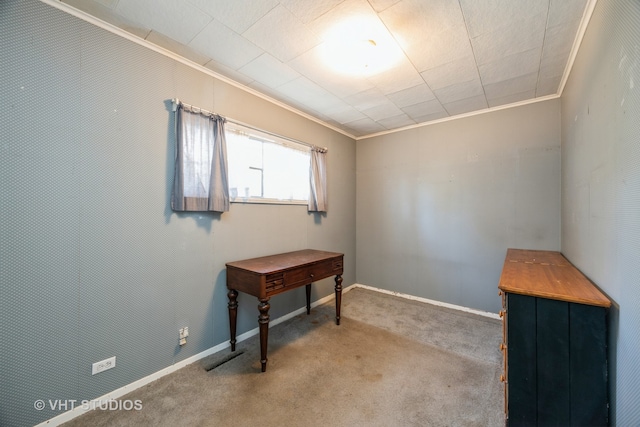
(308, 147, 328, 212)
(171, 105, 229, 212)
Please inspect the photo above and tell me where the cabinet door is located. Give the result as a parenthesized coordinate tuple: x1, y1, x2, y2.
(506, 293, 537, 425)
(570, 304, 608, 426)
(536, 298, 570, 426)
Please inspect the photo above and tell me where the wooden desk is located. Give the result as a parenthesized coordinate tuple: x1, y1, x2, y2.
(226, 249, 344, 372)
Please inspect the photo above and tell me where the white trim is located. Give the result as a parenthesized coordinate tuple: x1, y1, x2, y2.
(230, 198, 308, 206)
(38, 0, 356, 141)
(346, 283, 501, 320)
(36, 283, 496, 426)
(355, 94, 560, 140)
(557, 0, 599, 95)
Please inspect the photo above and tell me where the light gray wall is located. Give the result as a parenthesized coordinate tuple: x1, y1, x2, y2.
(0, 1, 355, 426)
(561, 0, 640, 424)
(356, 100, 561, 313)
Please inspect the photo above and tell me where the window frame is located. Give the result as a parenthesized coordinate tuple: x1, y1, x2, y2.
(225, 122, 311, 206)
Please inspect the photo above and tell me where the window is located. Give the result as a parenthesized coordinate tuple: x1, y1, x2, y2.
(171, 99, 327, 213)
(226, 123, 311, 204)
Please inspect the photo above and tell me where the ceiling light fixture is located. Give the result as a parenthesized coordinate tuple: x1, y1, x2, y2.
(320, 18, 402, 77)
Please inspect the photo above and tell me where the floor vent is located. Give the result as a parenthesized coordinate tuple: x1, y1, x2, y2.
(204, 350, 245, 371)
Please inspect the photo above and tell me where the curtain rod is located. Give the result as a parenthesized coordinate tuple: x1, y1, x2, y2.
(172, 98, 327, 152)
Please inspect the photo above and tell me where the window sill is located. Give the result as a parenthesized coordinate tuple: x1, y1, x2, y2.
(230, 197, 308, 206)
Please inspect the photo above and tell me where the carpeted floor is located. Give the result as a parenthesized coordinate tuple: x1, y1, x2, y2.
(62, 287, 504, 427)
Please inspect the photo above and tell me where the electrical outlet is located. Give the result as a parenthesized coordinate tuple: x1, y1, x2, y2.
(92, 356, 116, 375)
(179, 327, 189, 346)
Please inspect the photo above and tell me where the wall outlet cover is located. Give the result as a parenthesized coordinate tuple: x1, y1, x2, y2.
(92, 356, 116, 375)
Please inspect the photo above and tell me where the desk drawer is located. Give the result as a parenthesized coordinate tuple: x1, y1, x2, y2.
(282, 258, 341, 289)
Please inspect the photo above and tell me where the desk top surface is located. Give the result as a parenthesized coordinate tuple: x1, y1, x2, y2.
(226, 249, 343, 275)
(498, 249, 611, 307)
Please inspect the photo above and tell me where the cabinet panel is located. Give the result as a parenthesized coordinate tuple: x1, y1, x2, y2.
(536, 298, 570, 426)
(507, 293, 537, 425)
(569, 303, 608, 426)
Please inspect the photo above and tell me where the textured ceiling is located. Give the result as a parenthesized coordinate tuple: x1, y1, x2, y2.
(59, 0, 591, 138)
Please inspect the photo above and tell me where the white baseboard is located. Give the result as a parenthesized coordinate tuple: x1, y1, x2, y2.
(348, 283, 501, 320)
(36, 283, 496, 426)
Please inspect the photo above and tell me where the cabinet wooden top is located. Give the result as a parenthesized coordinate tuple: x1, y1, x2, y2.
(498, 248, 611, 307)
(226, 249, 343, 275)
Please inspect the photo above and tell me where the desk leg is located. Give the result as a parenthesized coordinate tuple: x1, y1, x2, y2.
(258, 297, 270, 372)
(227, 289, 238, 351)
(306, 284, 312, 315)
(334, 274, 343, 325)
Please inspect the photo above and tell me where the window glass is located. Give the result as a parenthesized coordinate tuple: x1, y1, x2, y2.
(226, 124, 310, 204)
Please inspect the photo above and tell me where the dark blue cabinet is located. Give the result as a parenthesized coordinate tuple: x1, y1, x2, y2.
(499, 249, 610, 427)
